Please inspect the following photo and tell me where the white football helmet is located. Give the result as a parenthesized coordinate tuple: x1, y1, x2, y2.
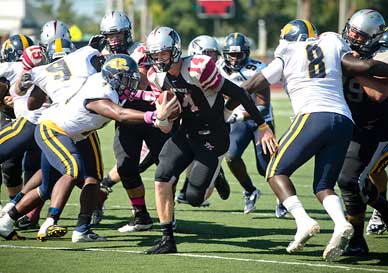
(342, 9, 386, 57)
(188, 35, 221, 60)
(146, 26, 182, 72)
(100, 11, 132, 53)
(40, 20, 71, 48)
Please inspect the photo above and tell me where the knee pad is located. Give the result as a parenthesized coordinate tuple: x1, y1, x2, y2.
(121, 174, 142, 189)
(2, 158, 22, 187)
(185, 182, 206, 207)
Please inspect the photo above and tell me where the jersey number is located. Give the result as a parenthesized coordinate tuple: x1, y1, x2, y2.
(46, 59, 71, 81)
(306, 44, 326, 78)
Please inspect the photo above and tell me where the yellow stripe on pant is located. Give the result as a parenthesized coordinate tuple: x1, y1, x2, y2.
(88, 131, 103, 180)
(266, 113, 310, 179)
(0, 117, 28, 144)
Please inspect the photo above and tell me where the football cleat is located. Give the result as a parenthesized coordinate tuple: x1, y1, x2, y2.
(243, 189, 261, 214)
(118, 211, 153, 232)
(343, 235, 369, 256)
(323, 223, 354, 262)
(37, 218, 68, 241)
(286, 221, 320, 253)
(0, 213, 24, 240)
(214, 168, 230, 200)
(144, 236, 177, 254)
(15, 215, 34, 229)
(366, 209, 386, 235)
(72, 229, 107, 243)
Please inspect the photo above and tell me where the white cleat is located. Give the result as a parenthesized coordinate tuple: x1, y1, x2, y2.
(72, 229, 107, 243)
(323, 223, 354, 262)
(286, 221, 320, 253)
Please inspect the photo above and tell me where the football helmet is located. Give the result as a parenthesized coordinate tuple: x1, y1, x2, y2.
(379, 29, 388, 48)
(145, 26, 182, 72)
(40, 20, 71, 48)
(280, 19, 317, 42)
(2, 34, 34, 62)
(102, 54, 140, 100)
(46, 38, 76, 63)
(342, 9, 386, 57)
(100, 11, 132, 53)
(223, 32, 250, 71)
(188, 35, 221, 61)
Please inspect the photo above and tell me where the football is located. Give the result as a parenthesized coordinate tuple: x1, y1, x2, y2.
(157, 90, 181, 120)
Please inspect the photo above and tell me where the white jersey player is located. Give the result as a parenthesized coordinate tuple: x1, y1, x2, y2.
(30, 45, 101, 105)
(242, 19, 388, 262)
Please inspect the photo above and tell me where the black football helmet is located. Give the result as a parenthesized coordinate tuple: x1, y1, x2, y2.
(102, 54, 140, 100)
(223, 32, 250, 71)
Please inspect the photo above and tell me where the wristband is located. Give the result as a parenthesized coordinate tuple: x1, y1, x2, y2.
(144, 111, 155, 124)
(259, 123, 269, 131)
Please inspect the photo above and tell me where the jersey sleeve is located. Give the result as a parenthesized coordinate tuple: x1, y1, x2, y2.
(184, 55, 224, 92)
(373, 49, 388, 63)
(130, 43, 149, 69)
(261, 58, 284, 84)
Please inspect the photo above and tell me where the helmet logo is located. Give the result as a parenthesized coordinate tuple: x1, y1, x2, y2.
(105, 57, 129, 71)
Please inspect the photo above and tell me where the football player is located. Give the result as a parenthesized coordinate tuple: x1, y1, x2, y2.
(241, 19, 388, 261)
(143, 26, 276, 254)
(90, 11, 170, 231)
(337, 9, 388, 255)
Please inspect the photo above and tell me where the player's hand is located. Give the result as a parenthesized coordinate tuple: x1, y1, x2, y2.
(88, 35, 107, 51)
(226, 111, 246, 123)
(155, 92, 180, 121)
(18, 72, 33, 94)
(3, 95, 13, 108)
(256, 123, 278, 155)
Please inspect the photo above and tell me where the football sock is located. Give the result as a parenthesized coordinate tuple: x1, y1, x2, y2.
(283, 195, 315, 228)
(322, 194, 348, 231)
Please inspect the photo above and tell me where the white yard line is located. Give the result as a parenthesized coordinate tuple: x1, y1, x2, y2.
(0, 244, 387, 272)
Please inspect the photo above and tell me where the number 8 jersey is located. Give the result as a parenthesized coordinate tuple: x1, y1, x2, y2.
(262, 32, 353, 121)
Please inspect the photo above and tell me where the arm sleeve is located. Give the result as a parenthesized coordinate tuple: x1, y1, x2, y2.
(221, 79, 265, 126)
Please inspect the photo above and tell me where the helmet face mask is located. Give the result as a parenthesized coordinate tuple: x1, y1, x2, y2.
(146, 27, 182, 72)
(223, 32, 250, 71)
(3, 34, 34, 62)
(342, 9, 386, 57)
(46, 38, 76, 63)
(100, 11, 132, 53)
(102, 54, 140, 101)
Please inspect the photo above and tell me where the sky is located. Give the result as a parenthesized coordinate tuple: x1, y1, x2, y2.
(71, 0, 106, 15)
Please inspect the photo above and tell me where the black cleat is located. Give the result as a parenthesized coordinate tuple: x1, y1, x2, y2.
(214, 168, 230, 200)
(144, 236, 177, 254)
(118, 211, 153, 232)
(343, 236, 369, 256)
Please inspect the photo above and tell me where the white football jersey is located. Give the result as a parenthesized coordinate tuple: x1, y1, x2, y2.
(262, 32, 353, 121)
(0, 61, 45, 124)
(30, 46, 100, 104)
(216, 57, 272, 120)
(40, 73, 118, 142)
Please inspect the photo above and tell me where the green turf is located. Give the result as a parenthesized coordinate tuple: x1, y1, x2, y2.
(0, 96, 387, 273)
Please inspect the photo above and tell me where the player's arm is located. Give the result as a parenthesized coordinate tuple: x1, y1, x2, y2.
(341, 53, 388, 78)
(27, 86, 47, 110)
(85, 98, 174, 134)
(354, 76, 388, 102)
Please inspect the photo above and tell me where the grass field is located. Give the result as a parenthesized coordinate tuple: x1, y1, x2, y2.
(0, 95, 387, 273)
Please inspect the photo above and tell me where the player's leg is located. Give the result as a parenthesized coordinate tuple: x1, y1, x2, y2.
(145, 132, 192, 254)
